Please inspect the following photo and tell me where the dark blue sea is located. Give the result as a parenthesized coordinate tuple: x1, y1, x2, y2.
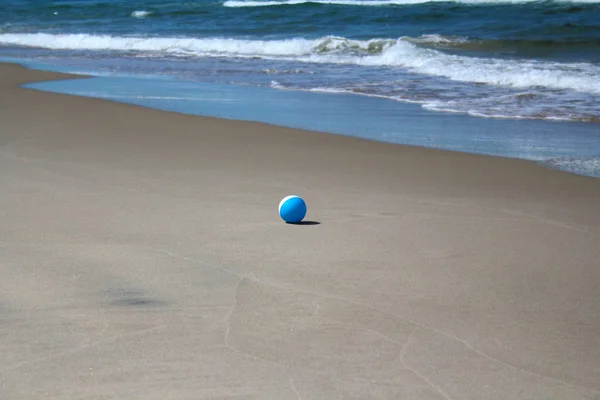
(1, 0, 600, 176)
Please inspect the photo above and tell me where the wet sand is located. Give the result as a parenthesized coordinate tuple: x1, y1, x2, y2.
(1, 63, 599, 399)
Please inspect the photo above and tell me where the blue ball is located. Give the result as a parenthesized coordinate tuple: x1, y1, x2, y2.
(279, 195, 307, 223)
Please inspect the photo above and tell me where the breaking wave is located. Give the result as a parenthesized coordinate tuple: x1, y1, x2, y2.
(223, 0, 600, 6)
(2, 33, 600, 94)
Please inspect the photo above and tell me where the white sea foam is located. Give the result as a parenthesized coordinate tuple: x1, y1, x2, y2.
(131, 10, 153, 18)
(223, 0, 600, 6)
(309, 87, 352, 94)
(404, 34, 469, 44)
(2, 33, 600, 94)
(0, 33, 317, 55)
(542, 157, 600, 177)
(224, 0, 432, 6)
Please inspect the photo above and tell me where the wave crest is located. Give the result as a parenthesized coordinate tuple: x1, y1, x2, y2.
(223, 0, 600, 7)
(224, 0, 428, 6)
(2, 33, 599, 94)
(313, 36, 396, 54)
(131, 10, 153, 18)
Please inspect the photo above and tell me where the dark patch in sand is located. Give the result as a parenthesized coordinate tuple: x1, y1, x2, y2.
(102, 288, 166, 309)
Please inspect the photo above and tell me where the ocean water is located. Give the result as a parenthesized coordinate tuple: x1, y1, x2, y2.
(1, 0, 600, 176)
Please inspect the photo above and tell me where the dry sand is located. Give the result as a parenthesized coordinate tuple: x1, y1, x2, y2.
(1, 62, 599, 399)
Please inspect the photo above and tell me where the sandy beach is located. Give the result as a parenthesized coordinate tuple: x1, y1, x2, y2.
(1, 62, 599, 399)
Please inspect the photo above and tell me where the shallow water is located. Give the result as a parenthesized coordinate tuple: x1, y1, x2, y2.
(2, 0, 599, 177)
(25, 72, 600, 177)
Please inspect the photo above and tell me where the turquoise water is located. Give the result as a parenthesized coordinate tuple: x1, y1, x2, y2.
(1, 0, 600, 176)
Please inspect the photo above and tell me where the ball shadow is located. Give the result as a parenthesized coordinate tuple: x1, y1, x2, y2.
(287, 220, 321, 226)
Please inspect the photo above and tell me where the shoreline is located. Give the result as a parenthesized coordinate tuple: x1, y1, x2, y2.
(8, 62, 600, 191)
(8, 59, 600, 178)
(2, 62, 600, 399)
